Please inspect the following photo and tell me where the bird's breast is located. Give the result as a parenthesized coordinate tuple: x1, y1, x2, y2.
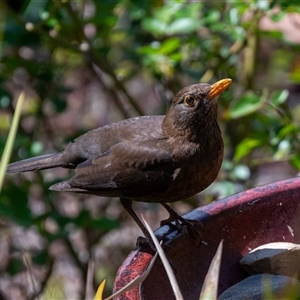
(161, 134, 224, 201)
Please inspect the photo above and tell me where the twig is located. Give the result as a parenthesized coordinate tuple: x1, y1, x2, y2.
(63, 1, 144, 116)
(28, 258, 54, 300)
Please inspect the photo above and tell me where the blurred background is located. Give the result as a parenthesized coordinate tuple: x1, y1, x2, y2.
(1, 0, 300, 298)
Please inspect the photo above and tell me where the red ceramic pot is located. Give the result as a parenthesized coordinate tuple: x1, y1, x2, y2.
(114, 177, 300, 300)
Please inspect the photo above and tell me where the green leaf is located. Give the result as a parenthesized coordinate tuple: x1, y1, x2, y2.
(91, 218, 119, 230)
(159, 38, 180, 55)
(142, 19, 167, 36)
(290, 153, 300, 171)
(229, 8, 239, 25)
(291, 64, 300, 83)
(271, 90, 289, 106)
(229, 92, 264, 119)
(234, 138, 262, 162)
(256, 0, 270, 10)
(276, 124, 297, 140)
(168, 18, 201, 35)
(263, 30, 283, 39)
(203, 10, 220, 23)
(270, 11, 286, 22)
(0, 92, 24, 192)
(199, 240, 223, 300)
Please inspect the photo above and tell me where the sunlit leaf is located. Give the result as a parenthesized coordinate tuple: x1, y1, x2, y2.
(94, 279, 106, 300)
(234, 138, 262, 162)
(199, 240, 223, 300)
(263, 30, 283, 39)
(229, 8, 239, 25)
(276, 124, 297, 140)
(43, 277, 65, 300)
(229, 92, 264, 119)
(271, 90, 289, 106)
(159, 38, 180, 55)
(203, 10, 220, 23)
(168, 18, 201, 35)
(0, 92, 24, 193)
(290, 63, 300, 83)
(256, 0, 270, 10)
(142, 18, 167, 36)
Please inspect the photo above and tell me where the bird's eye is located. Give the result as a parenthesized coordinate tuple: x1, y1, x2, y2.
(184, 95, 196, 107)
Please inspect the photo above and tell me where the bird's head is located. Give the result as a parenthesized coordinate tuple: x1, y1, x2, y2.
(163, 78, 232, 140)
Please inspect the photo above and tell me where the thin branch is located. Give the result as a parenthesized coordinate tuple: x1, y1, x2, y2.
(28, 258, 54, 300)
(90, 63, 131, 119)
(63, 1, 144, 116)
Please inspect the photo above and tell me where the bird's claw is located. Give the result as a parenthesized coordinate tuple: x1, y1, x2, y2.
(179, 218, 203, 247)
(136, 236, 156, 252)
(161, 215, 203, 248)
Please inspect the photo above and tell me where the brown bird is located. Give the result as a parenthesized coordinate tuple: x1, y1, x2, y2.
(6, 78, 231, 247)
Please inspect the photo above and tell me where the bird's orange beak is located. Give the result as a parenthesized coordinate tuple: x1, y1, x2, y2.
(208, 78, 232, 100)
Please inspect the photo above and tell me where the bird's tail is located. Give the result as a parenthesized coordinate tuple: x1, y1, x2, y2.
(6, 153, 65, 173)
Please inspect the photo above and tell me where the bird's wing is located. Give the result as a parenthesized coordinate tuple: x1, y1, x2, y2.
(60, 115, 165, 164)
(58, 139, 180, 197)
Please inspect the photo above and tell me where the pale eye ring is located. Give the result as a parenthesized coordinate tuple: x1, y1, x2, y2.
(184, 95, 196, 106)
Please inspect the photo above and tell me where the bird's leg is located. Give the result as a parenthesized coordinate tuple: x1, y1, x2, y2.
(120, 198, 156, 251)
(160, 203, 185, 226)
(160, 203, 202, 246)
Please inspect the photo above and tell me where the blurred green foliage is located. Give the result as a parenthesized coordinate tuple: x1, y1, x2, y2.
(1, 0, 300, 298)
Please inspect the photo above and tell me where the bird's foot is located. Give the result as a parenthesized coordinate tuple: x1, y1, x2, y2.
(166, 216, 203, 248)
(177, 218, 203, 247)
(160, 204, 202, 247)
(136, 236, 154, 249)
(160, 215, 180, 227)
(136, 236, 156, 252)
(136, 236, 177, 257)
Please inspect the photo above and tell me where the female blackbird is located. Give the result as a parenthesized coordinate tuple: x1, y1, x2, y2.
(6, 78, 232, 246)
